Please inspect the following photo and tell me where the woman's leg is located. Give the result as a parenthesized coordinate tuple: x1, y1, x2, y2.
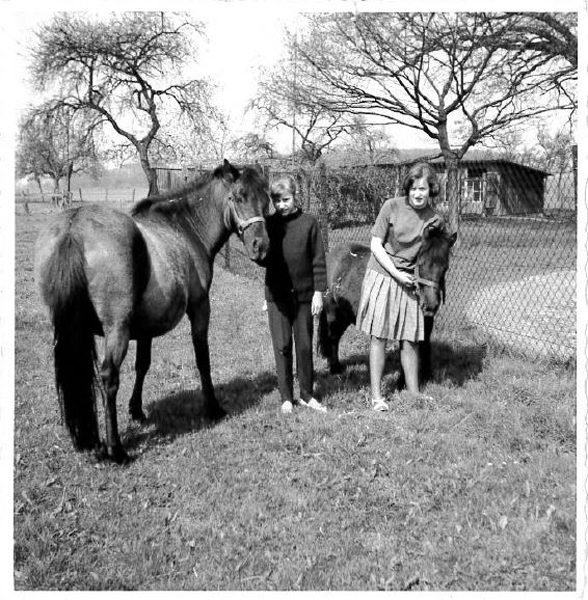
(400, 340, 420, 393)
(369, 336, 387, 401)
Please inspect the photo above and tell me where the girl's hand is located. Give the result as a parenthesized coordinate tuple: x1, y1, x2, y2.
(311, 291, 323, 316)
(396, 271, 416, 289)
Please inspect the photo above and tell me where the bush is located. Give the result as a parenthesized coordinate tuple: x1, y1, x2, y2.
(321, 167, 397, 228)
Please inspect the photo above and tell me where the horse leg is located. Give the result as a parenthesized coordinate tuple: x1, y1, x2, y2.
(129, 337, 152, 422)
(329, 333, 344, 374)
(420, 316, 435, 384)
(187, 299, 226, 420)
(100, 325, 130, 463)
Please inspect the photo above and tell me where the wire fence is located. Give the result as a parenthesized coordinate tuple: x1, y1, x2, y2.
(223, 161, 576, 363)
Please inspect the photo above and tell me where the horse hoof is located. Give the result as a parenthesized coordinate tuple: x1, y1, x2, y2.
(108, 446, 130, 465)
(95, 442, 130, 464)
(205, 405, 227, 421)
(330, 363, 346, 375)
(130, 409, 148, 424)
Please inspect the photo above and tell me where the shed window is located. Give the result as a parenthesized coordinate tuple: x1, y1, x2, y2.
(466, 178, 483, 203)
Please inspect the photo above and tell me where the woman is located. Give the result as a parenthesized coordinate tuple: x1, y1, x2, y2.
(356, 162, 444, 411)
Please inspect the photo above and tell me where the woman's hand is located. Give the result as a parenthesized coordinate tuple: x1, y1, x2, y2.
(395, 271, 416, 289)
(311, 291, 324, 316)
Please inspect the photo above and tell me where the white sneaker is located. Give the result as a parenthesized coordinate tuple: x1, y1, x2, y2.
(372, 398, 389, 412)
(281, 400, 293, 414)
(302, 398, 327, 413)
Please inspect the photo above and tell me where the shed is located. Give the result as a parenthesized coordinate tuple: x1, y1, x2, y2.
(377, 152, 551, 217)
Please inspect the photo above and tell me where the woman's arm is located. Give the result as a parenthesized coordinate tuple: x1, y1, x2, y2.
(370, 237, 415, 288)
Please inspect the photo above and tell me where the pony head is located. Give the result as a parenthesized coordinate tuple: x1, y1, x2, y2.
(416, 223, 457, 317)
(217, 159, 270, 263)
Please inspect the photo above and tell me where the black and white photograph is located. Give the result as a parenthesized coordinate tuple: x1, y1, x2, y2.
(2, 0, 585, 594)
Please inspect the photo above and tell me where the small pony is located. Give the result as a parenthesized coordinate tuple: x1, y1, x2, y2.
(318, 223, 456, 383)
(35, 160, 271, 463)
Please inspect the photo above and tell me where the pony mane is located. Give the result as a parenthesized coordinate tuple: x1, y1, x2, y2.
(419, 225, 453, 267)
(131, 170, 217, 217)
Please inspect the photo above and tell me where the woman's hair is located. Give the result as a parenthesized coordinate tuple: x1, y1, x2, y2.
(402, 162, 440, 199)
(270, 175, 298, 202)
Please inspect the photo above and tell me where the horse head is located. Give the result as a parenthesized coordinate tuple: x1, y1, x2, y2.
(216, 159, 271, 263)
(415, 222, 457, 317)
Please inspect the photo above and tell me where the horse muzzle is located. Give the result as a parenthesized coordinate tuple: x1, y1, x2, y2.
(242, 224, 269, 263)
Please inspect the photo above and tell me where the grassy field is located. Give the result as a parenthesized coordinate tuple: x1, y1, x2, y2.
(14, 207, 576, 591)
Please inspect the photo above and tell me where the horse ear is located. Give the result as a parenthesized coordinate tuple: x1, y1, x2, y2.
(215, 159, 239, 183)
(448, 231, 458, 247)
(423, 221, 438, 238)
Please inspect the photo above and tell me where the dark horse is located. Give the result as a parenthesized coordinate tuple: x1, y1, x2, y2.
(318, 223, 456, 384)
(35, 160, 271, 463)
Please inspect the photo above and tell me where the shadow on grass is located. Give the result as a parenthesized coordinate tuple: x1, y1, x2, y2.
(317, 338, 487, 398)
(122, 371, 278, 453)
(430, 340, 487, 386)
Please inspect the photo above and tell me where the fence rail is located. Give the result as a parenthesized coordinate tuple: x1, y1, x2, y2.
(15, 187, 146, 214)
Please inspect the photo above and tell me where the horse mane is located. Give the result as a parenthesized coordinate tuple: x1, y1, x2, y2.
(130, 169, 218, 218)
(419, 224, 453, 267)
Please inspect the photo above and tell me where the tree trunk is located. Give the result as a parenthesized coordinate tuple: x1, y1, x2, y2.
(66, 162, 73, 193)
(139, 149, 159, 197)
(34, 175, 45, 201)
(437, 122, 460, 237)
(445, 158, 460, 236)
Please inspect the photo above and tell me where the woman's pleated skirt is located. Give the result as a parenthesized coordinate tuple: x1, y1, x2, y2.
(356, 268, 424, 341)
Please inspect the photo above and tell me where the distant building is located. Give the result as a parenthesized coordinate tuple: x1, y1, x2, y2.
(376, 151, 552, 217)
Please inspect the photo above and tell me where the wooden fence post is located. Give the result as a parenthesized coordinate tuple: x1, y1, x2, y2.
(22, 192, 30, 215)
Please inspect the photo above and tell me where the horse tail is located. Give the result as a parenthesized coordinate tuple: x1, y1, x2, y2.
(41, 233, 100, 451)
(317, 300, 332, 359)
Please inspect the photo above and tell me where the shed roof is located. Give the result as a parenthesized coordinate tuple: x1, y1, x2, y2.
(382, 149, 551, 177)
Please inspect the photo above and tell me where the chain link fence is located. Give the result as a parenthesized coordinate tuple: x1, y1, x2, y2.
(223, 160, 576, 363)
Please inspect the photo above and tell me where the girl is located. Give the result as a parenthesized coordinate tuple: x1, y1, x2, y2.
(356, 162, 444, 411)
(264, 175, 327, 414)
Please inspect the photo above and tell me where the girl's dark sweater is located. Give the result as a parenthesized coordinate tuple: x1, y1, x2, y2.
(263, 209, 327, 302)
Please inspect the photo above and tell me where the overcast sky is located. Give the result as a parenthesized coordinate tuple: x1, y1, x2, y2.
(8, 3, 441, 154)
(5, 0, 581, 156)
(11, 6, 295, 146)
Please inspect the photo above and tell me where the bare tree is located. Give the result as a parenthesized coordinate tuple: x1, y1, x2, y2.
(30, 12, 217, 195)
(329, 115, 397, 166)
(16, 103, 100, 194)
(231, 132, 275, 162)
(470, 12, 576, 109)
(293, 12, 577, 232)
(250, 32, 354, 165)
(158, 114, 233, 167)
